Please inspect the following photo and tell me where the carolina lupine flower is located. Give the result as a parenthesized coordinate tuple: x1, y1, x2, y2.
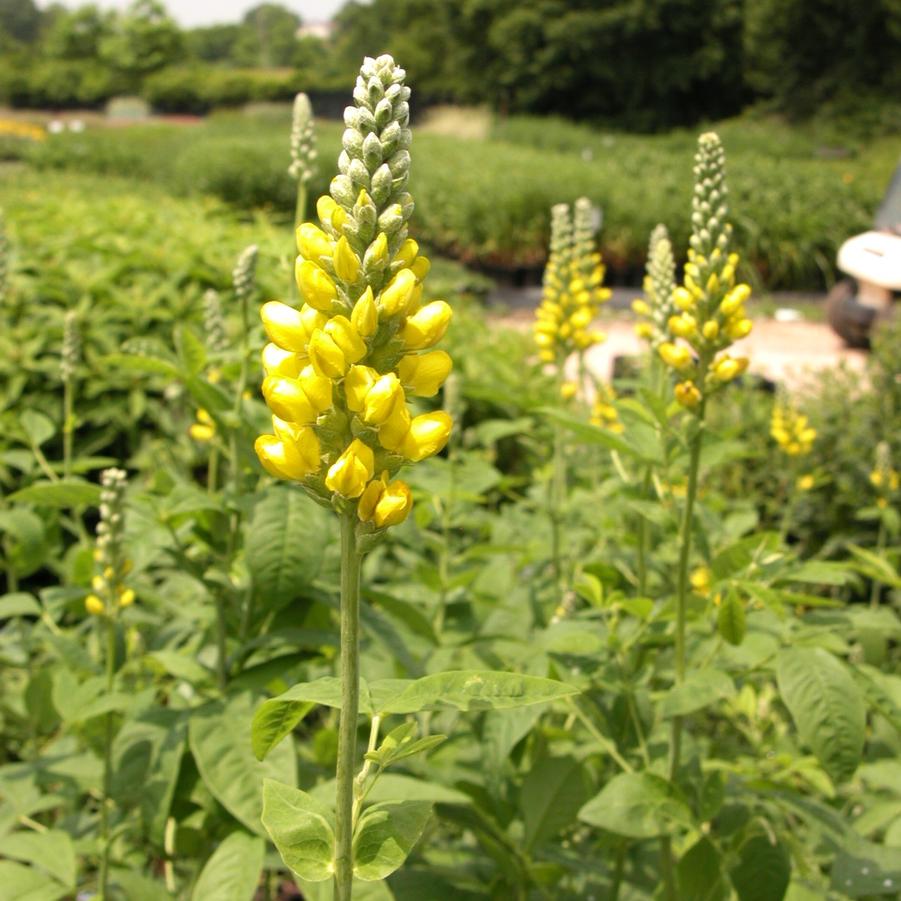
(288, 93, 317, 184)
(60, 310, 80, 384)
(189, 408, 216, 442)
(203, 289, 228, 353)
(534, 197, 610, 365)
(233, 244, 258, 302)
(255, 54, 452, 531)
(770, 397, 816, 457)
(590, 382, 623, 433)
(657, 133, 752, 409)
(633, 224, 676, 346)
(84, 469, 134, 615)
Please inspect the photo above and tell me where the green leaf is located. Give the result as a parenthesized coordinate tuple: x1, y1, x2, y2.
(776, 648, 865, 783)
(830, 837, 901, 898)
(782, 561, 851, 587)
(0, 593, 42, 618)
(729, 834, 790, 901)
(191, 830, 264, 901)
(246, 487, 334, 608)
(175, 324, 207, 378)
(189, 694, 297, 835)
(659, 669, 735, 718)
(538, 406, 657, 461)
(717, 592, 746, 645)
(0, 511, 46, 576)
(103, 352, 179, 378)
(365, 722, 446, 769)
(846, 544, 901, 589)
(261, 779, 335, 883)
(19, 410, 55, 447)
(0, 829, 76, 889)
(353, 800, 433, 881)
(111, 709, 187, 844)
(185, 375, 233, 414)
(371, 671, 578, 715)
(0, 861, 69, 901)
(9, 479, 101, 508)
(678, 837, 728, 901)
(520, 755, 592, 850)
(578, 772, 693, 838)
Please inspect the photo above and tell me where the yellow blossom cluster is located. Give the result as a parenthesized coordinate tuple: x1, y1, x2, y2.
(632, 224, 676, 347)
(254, 55, 452, 531)
(657, 133, 752, 409)
(870, 441, 898, 508)
(189, 408, 216, 442)
(0, 119, 46, 142)
(534, 197, 611, 364)
(590, 382, 623, 433)
(770, 399, 816, 457)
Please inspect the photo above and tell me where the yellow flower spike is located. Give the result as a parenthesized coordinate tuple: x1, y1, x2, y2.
(394, 238, 418, 268)
(659, 342, 693, 371)
(410, 256, 431, 282)
(401, 301, 453, 350)
(351, 287, 378, 337)
(85, 594, 105, 616)
(378, 268, 417, 317)
(726, 318, 753, 340)
(373, 480, 412, 527)
(297, 222, 334, 261)
(333, 236, 361, 283)
(675, 381, 702, 408)
(397, 351, 452, 397)
(118, 588, 136, 608)
(673, 287, 695, 311)
(702, 320, 719, 341)
(378, 403, 412, 452)
(308, 329, 349, 379)
(325, 439, 375, 498)
(262, 343, 304, 379)
(323, 316, 366, 364)
(401, 411, 453, 462)
(255, 434, 315, 480)
(361, 374, 405, 425)
(344, 365, 379, 412)
(296, 260, 338, 311)
(261, 301, 312, 352)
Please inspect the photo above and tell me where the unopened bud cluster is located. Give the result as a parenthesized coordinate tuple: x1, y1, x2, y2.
(60, 310, 80, 383)
(770, 396, 816, 457)
(84, 468, 134, 616)
(233, 244, 258, 302)
(288, 93, 318, 184)
(203, 289, 228, 352)
(870, 441, 899, 508)
(632, 224, 676, 346)
(534, 198, 610, 364)
(255, 55, 453, 532)
(657, 133, 752, 409)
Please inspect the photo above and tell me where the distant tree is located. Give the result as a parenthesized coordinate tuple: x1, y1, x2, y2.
(236, 3, 300, 68)
(99, 0, 183, 83)
(43, 4, 110, 60)
(0, 0, 41, 43)
(184, 23, 242, 64)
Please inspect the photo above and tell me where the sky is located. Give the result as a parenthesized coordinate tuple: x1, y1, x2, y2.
(37, 0, 349, 27)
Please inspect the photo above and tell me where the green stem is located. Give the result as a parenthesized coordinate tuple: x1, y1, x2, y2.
(99, 615, 116, 898)
(213, 595, 229, 692)
(335, 512, 362, 901)
(636, 468, 653, 596)
(610, 840, 627, 901)
(870, 518, 887, 609)
(207, 446, 219, 494)
(63, 379, 74, 479)
(549, 424, 566, 592)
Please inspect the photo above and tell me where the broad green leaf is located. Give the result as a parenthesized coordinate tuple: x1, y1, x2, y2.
(246, 487, 334, 608)
(189, 693, 297, 835)
(191, 830, 264, 901)
(252, 677, 373, 760)
(311, 773, 471, 808)
(831, 837, 901, 898)
(110, 867, 171, 901)
(776, 648, 865, 784)
(185, 375, 233, 414)
(717, 591, 746, 646)
(175, 324, 207, 378)
(578, 772, 693, 838)
(0, 511, 46, 576)
(365, 722, 445, 768)
(103, 352, 179, 378)
(537, 407, 642, 458)
(261, 779, 335, 883)
(729, 834, 790, 901)
(353, 800, 433, 881)
(9, 479, 101, 509)
(0, 861, 69, 901)
(520, 755, 591, 850)
(111, 709, 187, 843)
(678, 837, 728, 901)
(0, 830, 76, 889)
(846, 544, 901, 589)
(372, 671, 578, 715)
(659, 669, 735, 719)
(782, 561, 851, 587)
(19, 410, 55, 447)
(0, 593, 41, 618)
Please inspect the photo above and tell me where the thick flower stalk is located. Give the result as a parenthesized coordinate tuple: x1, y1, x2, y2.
(633, 223, 677, 347)
(61, 310, 80, 477)
(202, 288, 227, 353)
(533, 197, 610, 366)
(289, 92, 318, 231)
(255, 55, 451, 901)
(770, 396, 816, 457)
(657, 133, 752, 410)
(83, 468, 132, 900)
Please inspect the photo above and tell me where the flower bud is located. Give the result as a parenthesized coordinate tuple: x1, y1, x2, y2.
(721, 284, 751, 315)
(410, 256, 431, 282)
(262, 343, 304, 379)
(333, 235, 361, 283)
(378, 268, 417, 317)
(325, 438, 375, 498)
(255, 434, 316, 480)
(374, 479, 412, 527)
(296, 260, 338, 312)
(401, 411, 452, 461)
(362, 373, 404, 425)
(397, 350, 452, 396)
(324, 316, 366, 364)
(378, 403, 411, 452)
(726, 318, 753, 340)
(351, 287, 378, 336)
(401, 301, 452, 350)
(262, 369, 331, 422)
(308, 329, 349, 379)
(118, 588, 136, 608)
(297, 223, 333, 261)
(273, 416, 321, 472)
(85, 594, 105, 616)
(393, 238, 418, 268)
(261, 301, 314, 352)
(345, 365, 378, 412)
(658, 342, 693, 371)
(701, 320, 719, 341)
(675, 381, 702, 408)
